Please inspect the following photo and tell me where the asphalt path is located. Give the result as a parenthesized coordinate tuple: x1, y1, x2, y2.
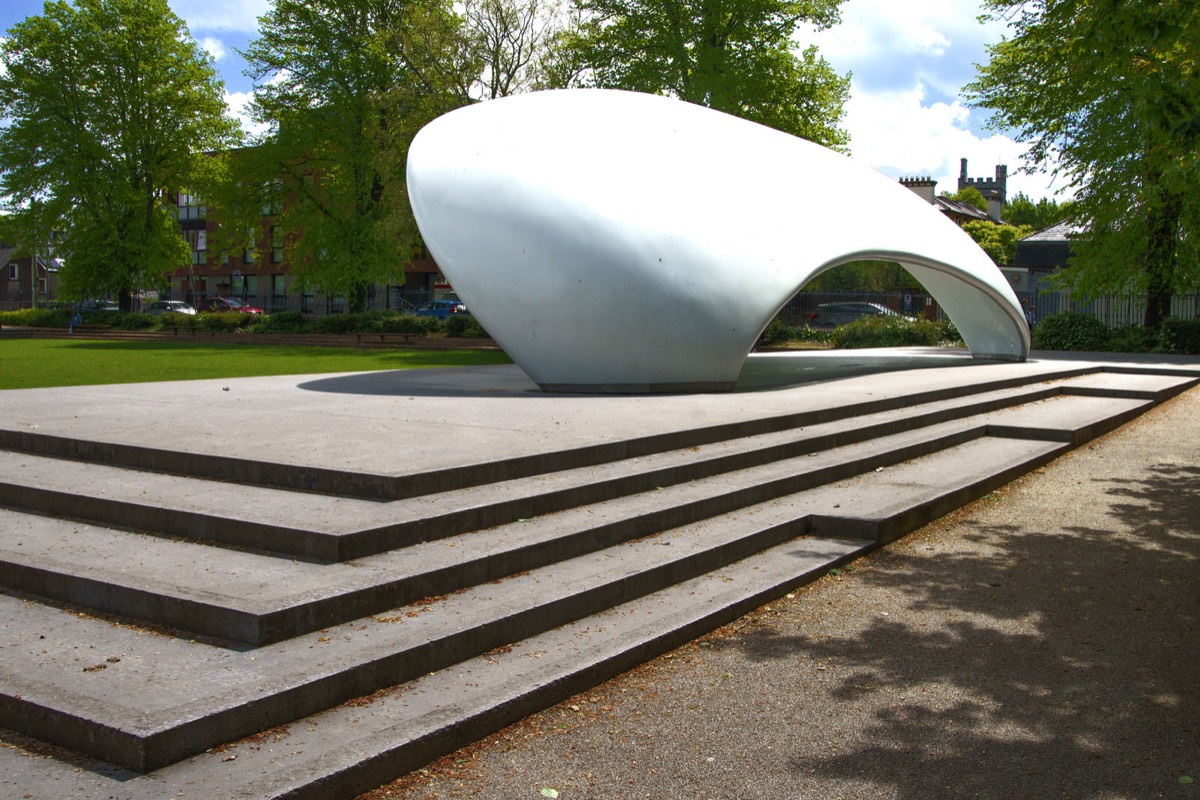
(361, 386, 1200, 800)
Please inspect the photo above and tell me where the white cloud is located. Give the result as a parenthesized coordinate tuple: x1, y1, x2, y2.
(842, 81, 1062, 202)
(224, 90, 269, 139)
(200, 36, 227, 62)
(170, 0, 269, 34)
(797, 0, 1067, 202)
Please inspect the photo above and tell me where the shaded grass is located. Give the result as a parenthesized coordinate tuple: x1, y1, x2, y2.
(0, 339, 512, 390)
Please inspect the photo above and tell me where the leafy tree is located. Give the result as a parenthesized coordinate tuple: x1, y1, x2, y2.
(463, 0, 566, 98)
(238, 0, 475, 310)
(804, 260, 918, 292)
(1001, 191, 1074, 229)
(968, 0, 1200, 328)
(942, 186, 988, 211)
(961, 220, 1035, 266)
(564, 0, 850, 148)
(0, 0, 238, 307)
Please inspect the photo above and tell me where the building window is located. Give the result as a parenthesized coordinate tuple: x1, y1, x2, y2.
(7, 263, 16, 280)
(244, 229, 256, 264)
(262, 180, 283, 216)
(271, 226, 283, 263)
(185, 229, 206, 265)
(177, 192, 206, 221)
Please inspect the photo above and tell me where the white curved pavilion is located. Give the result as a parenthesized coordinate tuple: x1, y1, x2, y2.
(407, 89, 1029, 393)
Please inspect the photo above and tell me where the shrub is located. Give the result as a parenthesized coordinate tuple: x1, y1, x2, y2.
(195, 312, 250, 333)
(112, 312, 157, 331)
(792, 326, 834, 344)
(0, 307, 70, 328)
(253, 310, 309, 333)
(1106, 325, 1157, 354)
(158, 312, 199, 332)
(831, 314, 945, 349)
(1157, 317, 1200, 355)
(315, 311, 412, 334)
(445, 314, 489, 338)
(1030, 312, 1110, 351)
(80, 310, 122, 327)
(313, 313, 363, 334)
(382, 314, 441, 335)
(757, 317, 797, 346)
(939, 317, 963, 345)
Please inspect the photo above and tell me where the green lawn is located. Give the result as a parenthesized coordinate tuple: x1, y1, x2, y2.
(0, 338, 512, 390)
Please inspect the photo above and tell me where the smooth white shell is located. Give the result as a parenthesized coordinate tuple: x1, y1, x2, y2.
(408, 89, 1029, 392)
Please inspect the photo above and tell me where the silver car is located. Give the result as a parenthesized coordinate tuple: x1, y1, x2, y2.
(144, 300, 197, 315)
(808, 302, 900, 328)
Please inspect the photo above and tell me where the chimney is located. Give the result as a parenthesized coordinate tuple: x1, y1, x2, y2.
(900, 176, 937, 204)
(987, 195, 1003, 222)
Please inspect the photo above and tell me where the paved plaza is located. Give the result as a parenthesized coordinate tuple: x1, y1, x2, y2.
(0, 348, 1196, 799)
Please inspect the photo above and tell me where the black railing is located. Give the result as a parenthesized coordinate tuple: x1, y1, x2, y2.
(6, 287, 1200, 327)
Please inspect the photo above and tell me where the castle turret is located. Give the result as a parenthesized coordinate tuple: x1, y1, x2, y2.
(958, 158, 1008, 220)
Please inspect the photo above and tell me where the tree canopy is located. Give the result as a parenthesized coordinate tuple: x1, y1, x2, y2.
(0, 0, 239, 306)
(943, 186, 988, 212)
(463, 0, 566, 98)
(237, 0, 475, 308)
(967, 0, 1200, 328)
(961, 220, 1035, 266)
(1001, 191, 1074, 230)
(804, 260, 918, 292)
(561, 0, 850, 148)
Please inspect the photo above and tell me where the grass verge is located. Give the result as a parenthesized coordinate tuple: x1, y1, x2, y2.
(0, 339, 512, 390)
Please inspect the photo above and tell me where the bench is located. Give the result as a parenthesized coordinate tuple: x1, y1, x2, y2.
(354, 332, 417, 346)
(71, 324, 111, 334)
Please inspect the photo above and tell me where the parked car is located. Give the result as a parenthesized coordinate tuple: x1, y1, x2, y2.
(144, 300, 197, 315)
(808, 302, 902, 328)
(413, 299, 468, 319)
(78, 299, 119, 312)
(197, 297, 264, 315)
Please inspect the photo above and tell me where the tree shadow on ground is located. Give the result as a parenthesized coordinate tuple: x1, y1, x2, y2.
(730, 463, 1200, 799)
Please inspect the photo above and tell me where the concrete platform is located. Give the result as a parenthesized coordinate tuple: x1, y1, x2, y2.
(0, 347, 1197, 798)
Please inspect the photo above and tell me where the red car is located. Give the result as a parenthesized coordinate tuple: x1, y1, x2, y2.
(197, 297, 264, 315)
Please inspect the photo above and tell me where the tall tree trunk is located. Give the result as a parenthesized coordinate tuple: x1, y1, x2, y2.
(1143, 193, 1181, 330)
(350, 280, 370, 313)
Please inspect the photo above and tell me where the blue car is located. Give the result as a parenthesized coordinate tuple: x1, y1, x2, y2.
(414, 300, 468, 319)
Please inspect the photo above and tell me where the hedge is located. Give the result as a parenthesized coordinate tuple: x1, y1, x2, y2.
(831, 314, 947, 349)
(1030, 312, 1110, 351)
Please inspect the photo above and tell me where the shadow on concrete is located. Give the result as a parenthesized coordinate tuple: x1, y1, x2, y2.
(724, 463, 1200, 799)
(297, 349, 991, 398)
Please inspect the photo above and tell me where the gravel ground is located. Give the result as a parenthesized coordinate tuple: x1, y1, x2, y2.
(360, 387, 1200, 800)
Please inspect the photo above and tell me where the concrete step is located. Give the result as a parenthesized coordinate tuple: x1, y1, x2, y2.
(0, 533, 869, 800)
(0, 366, 1103, 500)
(0, 365, 1193, 799)
(0, 389, 1153, 645)
(0, 433, 1070, 773)
(0, 419, 981, 644)
(0, 372, 1179, 564)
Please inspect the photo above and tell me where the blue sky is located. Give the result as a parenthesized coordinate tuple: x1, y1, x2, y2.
(1, 0, 1066, 202)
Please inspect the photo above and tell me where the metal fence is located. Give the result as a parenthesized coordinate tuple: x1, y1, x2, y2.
(182, 287, 448, 316)
(1015, 289, 1200, 328)
(778, 288, 1200, 329)
(6, 285, 1200, 327)
(776, 290, 935, 323)
(0, 286, 449, 315)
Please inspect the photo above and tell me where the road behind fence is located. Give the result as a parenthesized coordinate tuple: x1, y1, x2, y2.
(6, 286, 1200, 327)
